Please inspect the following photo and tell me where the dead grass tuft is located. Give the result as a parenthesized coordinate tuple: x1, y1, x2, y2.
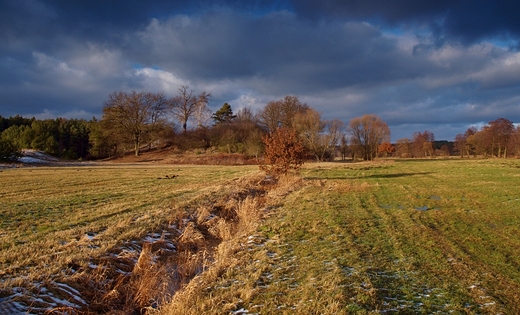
(134, 242, 154, 273)
(236, 196, 262, 234)
(132, 264, 173, 309)
(195, 205, 212, 225)
(177, 222, 206, 251)
(207, 218, 233, 241)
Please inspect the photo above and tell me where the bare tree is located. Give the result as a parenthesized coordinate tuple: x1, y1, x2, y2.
(340, 134, 349, 161)
(511, 125, 520, 157)
(464, 127, 477, 157)
(484, 118, 514, 158)
(456, 127, 478, 157)
(193, 101, 212, 129)
(236, 107, 257, 124)
(324, 119, 346, 160)
(102, 91, 167, 156)
(236, 107, 263, 160)
(454, 133, 467, 158)
(271, 106, 346, 161)
(259, 95, 308, 132)
(193, 93, 211, 129)
(169, 85, 210, 132)
(467, 130, 488, 157)
(395, 138, 411, 158)
(349, 114, 390, 161)
(412, 131, 435, 157)
(293, 108, 325, 160)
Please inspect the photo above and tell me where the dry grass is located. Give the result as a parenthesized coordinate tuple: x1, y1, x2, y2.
(159, 173, 304, 315)
(0, 163, 258, 313)
(158, 159, 520, 315)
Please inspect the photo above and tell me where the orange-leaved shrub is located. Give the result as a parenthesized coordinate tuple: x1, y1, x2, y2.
(260, 127, 305, 176)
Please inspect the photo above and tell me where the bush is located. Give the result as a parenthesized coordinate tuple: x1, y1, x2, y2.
(260, 127, 305, 176)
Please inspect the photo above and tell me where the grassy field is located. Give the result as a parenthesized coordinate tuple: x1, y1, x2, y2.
(1, 159, 519, 314)
(163, 159, 520, 314)
(0, 164, 258, 286)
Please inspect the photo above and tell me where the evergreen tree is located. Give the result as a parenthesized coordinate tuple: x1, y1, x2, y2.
(0, 139, 22, 162)
(212, 103, 236, 124)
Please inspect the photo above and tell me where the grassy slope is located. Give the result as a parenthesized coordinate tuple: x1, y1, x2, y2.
(166, 159, 520, 314)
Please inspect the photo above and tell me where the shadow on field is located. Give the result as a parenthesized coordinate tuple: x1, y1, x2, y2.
(364, 172, 432, 179)
(306, 172, 432, 180)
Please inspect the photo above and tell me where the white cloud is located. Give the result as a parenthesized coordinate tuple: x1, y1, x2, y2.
(468, 51, 520, 89)
(32, 45, 128, 93)
(228, 93, 269, 112)
(134, 67, 188, 95)
(68, 45, 124, 78)
(33, 52, 86, 79)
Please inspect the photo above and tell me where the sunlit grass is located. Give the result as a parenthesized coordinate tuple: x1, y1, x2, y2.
(0, 164, 257, 287)
(165, 159, 520, 314)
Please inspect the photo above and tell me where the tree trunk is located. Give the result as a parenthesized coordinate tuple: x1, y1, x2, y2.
(183, 119, 188, 133)
(134, 135, 140, 156)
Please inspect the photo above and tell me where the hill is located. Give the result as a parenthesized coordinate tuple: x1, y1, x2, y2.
(104, 147, 260, 165)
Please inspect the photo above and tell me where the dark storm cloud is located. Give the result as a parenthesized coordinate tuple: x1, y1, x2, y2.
(291, 0, 520, 46)
(0, 0, 152, 118)
(292, 0, 450, 22)
(135, 11, 432, 93)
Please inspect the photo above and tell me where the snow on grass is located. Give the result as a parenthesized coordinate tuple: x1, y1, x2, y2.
(18, 150, 60, 164)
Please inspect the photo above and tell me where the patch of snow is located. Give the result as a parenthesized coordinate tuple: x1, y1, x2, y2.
(0, 280, 86, 314)
(19, 156, 46, 164)
(231, 308, 250, 314)
(18, 150, 60, 164)
(84, 232, 96, 240)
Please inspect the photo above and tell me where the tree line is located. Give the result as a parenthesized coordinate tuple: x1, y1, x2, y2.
(1, 88, 519, 162)
(391, 118, 520, 159)
(93, 89, 351, 161)
(453, 118, 520, 158)
(0, 115, 91, 161)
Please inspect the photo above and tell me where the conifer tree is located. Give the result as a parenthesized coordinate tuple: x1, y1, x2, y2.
(212, 103, 236, 124)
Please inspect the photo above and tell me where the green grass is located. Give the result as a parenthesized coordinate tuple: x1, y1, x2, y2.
(0, 164, 258, 286)
(2, 159, 520, 314)
(178, 159, 520, 314)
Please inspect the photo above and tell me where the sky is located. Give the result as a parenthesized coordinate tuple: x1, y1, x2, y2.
(1, 0, 520, 141)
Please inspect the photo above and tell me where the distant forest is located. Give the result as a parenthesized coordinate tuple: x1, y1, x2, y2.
(1, 89, 519, 162)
